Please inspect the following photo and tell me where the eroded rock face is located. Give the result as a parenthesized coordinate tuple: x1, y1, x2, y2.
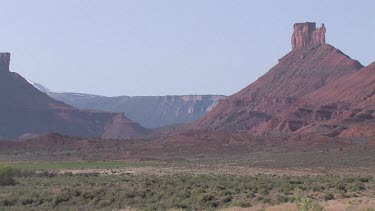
(291, 22, 326, 49)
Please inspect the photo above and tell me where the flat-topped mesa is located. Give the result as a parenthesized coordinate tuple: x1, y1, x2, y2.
(291, 22, 326, 50)
(0, 53, 10, 72)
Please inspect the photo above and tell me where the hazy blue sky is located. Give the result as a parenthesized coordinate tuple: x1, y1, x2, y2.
(0, 1, 374, 96)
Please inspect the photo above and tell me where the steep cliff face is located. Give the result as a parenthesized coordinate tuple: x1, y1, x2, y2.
(46, 92, 225, 128)
(292, 22, 326, 49)
(0, 53, 150, 139)
(192, 23, 365, 135)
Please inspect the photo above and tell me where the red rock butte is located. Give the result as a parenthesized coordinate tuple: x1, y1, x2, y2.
(192, 22, 372, 137)
(291, 22, 326, 49)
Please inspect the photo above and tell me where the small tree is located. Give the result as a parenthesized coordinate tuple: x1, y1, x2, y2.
(0, 163, 15, 186)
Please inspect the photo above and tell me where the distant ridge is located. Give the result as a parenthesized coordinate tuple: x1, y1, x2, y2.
(40, 90, 225, 128)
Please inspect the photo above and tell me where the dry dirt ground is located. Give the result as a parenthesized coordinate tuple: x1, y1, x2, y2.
(55, 163, 373, 178)
(0, 131, 374, 176)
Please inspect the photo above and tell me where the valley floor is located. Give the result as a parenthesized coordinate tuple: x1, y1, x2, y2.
(0, 132, 374, 210)
(1, 165, 375, 210)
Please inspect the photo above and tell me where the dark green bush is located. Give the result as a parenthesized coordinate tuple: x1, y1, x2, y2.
(261, 197, 272, 204)
(1, 199, 17, 206)
(349, 182, 365, 191)
(335, 183, 347, 193)
(277, 195, 291, 203)
(323, 193, 334, 201)
(198, 193, 215, 202)
(233, 200, 251, 208)
(223, 196, 232, 203)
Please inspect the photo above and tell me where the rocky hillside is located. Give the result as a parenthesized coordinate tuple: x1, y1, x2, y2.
(193, 22, 374, 138)
(0, 53, 150, 139)
(46, 92, 225, 128)
(294, 61, 375, 137)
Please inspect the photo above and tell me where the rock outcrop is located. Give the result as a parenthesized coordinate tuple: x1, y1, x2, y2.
(291, 22, 326, 49)
(0, 53, 151, 139)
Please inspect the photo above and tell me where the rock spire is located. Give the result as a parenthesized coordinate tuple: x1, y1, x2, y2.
(291, 22, 326, 49)
(0, 53, 10, 72)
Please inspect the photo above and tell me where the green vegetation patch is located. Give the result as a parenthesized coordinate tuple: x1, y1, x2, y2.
(0, 163, 15, 186)
(0, 172, 373, 211)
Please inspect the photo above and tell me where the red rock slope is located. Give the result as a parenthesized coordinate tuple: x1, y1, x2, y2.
(293, 62, 375, 137)
(0, 53, 150, 139)
(192, 22, 364, 135)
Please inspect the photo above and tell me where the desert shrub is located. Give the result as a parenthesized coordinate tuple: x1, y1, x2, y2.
(209, 200, 220, 208)
(279, 182, 294, 194)
(335, 183, 347, 193)
(216, 184, 226, 190)
(223, 196, 232, 203)
(294, 189, 323, 211)
(259, 188, 269, 196)
(277, 195, 291, 204)
(247, 192, 256, 198)
(349, 181, 366, 191)
(323, 193, 334, 201)
(0, 163, 15, 186)
(1, 198, 17, 206)
(359, 176, 372, 183)
(96, 199, 112, 208)
(197, 193, 215, 202)
(233, 200, 251, 208)
(261, 197, 272, 204)
(53, 193, 71, 206)
(222, 190, 232, 196)
(311, 185, 322, 192)
(20, 197, 34, 205)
